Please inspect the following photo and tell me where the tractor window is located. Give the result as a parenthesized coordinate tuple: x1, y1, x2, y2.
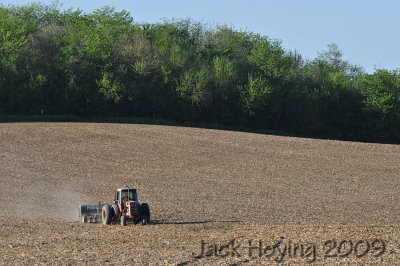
(121, 191, 128, 202)
(129, 190, 137, 201)
(119, 190, 138, 202)
(116, 191, 120, 201)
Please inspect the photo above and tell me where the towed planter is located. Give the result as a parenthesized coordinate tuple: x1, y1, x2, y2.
(78, 202, 106, 223)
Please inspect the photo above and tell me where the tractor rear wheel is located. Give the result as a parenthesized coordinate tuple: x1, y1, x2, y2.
(112, 203, 120, 222)
(121, 215, 127, 226)
(102, 205, 112, 225)
(140, 203, 150, 225)
(141, 215, 149, 225)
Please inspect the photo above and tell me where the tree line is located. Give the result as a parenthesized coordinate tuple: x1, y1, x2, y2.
(1, 3, 399, 143)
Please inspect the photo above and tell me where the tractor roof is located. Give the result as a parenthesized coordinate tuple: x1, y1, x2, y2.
(117, 188, 137, 191)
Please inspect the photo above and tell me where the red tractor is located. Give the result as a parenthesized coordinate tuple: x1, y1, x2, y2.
(101, 188, 150, 226)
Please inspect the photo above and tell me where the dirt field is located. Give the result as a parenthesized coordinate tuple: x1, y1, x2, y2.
(0, 123, 399, 264)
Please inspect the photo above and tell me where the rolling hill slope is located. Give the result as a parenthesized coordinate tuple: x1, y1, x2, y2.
(0, 123, 399, 264)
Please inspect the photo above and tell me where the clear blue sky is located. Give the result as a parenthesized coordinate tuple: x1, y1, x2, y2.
(3, 0, 399, 73)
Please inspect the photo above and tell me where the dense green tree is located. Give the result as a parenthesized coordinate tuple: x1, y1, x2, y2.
(360, 69, 400, 142)
(0, 3, 399, 143)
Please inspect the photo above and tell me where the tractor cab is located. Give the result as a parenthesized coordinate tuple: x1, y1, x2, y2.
(115, 188, 138, 202)
(114, 188, 138, 211)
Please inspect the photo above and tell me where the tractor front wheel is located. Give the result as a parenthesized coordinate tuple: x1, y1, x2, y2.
(102, 205, 112, 225)
(121, 215, 127, 226)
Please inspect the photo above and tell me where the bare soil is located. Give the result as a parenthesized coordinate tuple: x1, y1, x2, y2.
(0, 123, 399, 265)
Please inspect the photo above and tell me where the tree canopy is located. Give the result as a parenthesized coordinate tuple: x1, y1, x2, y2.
(1, 3, 399, 143)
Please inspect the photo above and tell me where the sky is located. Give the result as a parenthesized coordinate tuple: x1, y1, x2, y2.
(2, 0, 400, 73)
